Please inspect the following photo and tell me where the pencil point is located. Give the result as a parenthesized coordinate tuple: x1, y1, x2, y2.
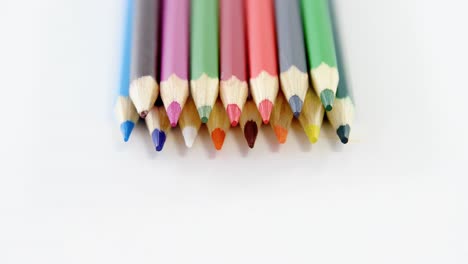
(211, 128, 226, 150)
(167, 102, 182, 127)
(151, 129, 167, 152)
(198, 106, 212, 124)
(120, 121, 135, 142)
(273, 126, 288, 144)
(304, 125, 320, 144)
(226, 104, 241, 126)
(289, 95, 303, 118)
(337, 124, 350, 144)
(140, 110, 149, 119)
(244, 121, 258, 148)
(320, 89, 335, 111)
(258, 100, 273, 124)
(182, 127, 198, 148)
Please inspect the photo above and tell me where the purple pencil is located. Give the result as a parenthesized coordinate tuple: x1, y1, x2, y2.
(160, 0, 190, 127)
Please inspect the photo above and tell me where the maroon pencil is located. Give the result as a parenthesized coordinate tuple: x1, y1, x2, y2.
(219, 0, 248, 126)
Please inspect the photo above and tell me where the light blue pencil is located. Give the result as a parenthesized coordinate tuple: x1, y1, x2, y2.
(115, 0, 139, 142)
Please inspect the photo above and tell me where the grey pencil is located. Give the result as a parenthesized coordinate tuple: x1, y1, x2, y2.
(274, 0, 309, 118)
(129, 0, 160, 118)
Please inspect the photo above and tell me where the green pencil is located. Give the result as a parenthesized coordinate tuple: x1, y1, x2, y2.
(300, 0, 339, 111)
(327, 0, 355, 144)
(190, 0, 219, 123)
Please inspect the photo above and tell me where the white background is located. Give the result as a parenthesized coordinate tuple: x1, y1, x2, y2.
(1, 0, 467, 263)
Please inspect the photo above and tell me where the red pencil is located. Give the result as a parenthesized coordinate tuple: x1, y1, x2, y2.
(245, 0, 279, 124)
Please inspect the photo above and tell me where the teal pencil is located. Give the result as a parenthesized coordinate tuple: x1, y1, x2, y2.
(115, 0, 139, 142)
(327, 1, 355, 144)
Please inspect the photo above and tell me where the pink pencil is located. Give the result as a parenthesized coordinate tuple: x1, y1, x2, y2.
(159, 0, 190, 127)
(245, 0, 279, 124)
(220, 0, 248, 126)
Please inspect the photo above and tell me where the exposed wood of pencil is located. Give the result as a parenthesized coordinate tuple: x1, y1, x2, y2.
(207, 99, 230, 150)
(270, 91, 293, 144)
(220, 76, 248, 126)
(190, 74, 219, 123)
(240, 100, 262, 149)
(279, 67, 308, 118)
(298, 89, 325, 144)
(178, 97, 202, 148)
(146, 106, 171, 152)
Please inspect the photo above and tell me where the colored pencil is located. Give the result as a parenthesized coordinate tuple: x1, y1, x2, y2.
(298, 89, 325, 143)
(219, 0, 248, 126)
(240, 100, 262, 148)
(207, 99, 230, 150)
(270, 91, 293, 144)
(327, 1, 355, 144)
(300, 0, 339, 111)
(160, 0, 190, 127)
(145, 106, 170, 151)
(115, 0, 139, 142)
(190, 0, 219, 123)
(274, 0, 309, 118)
(245, 0, 279, 124)
(178, 97, 202, 148)
(129, 0, 159, 118)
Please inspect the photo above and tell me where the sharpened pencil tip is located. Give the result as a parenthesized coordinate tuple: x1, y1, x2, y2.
(182, 127, 198, 148)
(258, 100, 273, 124)
(167, 102, 182, 127)
(288, 95, 303, 118)
(337, 124, 350, 144)
(140, 110, 149, 119)
(151, 129, 167, 152)
(211, 128, 226, 150)
(244, 121, 258, 148)
(273, 126, 288, 144)
(320, 89, 335, 111)
(304, 125, 320, 144)
(120, 121, 135, 142)
(226, 104, 241, 126)
(198, 106, 212, 124)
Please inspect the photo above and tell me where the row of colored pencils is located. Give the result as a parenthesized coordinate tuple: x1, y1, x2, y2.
(115, 0, 354, 151)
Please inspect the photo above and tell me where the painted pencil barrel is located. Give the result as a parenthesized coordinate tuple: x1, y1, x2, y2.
(220, 0, 248, 126)
(274, 0, 309, 117)
(190, 0, 219, 123)
(326, 0, 355, 144)
(160, 0, 190, 126)
(245, 0, 279, 124)
(300, 0, 339, 111)
(116, 0, 138, 142)
(129, 0, 159, 118)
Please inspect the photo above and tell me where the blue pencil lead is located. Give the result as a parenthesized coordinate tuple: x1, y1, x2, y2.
(120, 121, 135, 142)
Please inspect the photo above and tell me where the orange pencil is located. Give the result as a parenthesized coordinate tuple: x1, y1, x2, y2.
(207, 99, 230, 150)
(270, 91, 293, 144)
(245, 0, 279, 124)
